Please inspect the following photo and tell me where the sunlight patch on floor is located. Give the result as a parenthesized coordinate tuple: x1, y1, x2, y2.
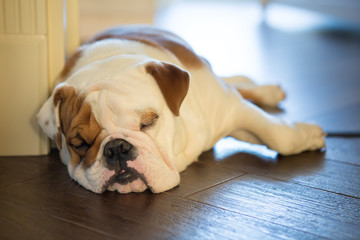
(213, 137, 278, 160)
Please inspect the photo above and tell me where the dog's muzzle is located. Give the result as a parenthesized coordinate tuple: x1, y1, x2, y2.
(103, 138, 140, 185)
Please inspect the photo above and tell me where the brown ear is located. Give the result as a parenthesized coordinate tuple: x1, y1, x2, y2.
(53, 86, 76, 106)
(53, 86, 80, 149)
(145, 62, 190, 116)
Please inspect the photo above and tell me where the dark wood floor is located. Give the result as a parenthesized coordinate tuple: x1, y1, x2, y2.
(1, 2, 360, 239)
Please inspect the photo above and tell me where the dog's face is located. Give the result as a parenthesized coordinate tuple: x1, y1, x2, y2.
(37, 58, 189, 194)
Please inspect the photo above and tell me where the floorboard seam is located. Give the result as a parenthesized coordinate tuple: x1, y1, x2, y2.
(325, 157, 360, 167)
(0, 195, 176, 239)
(183, 172, 248, 198)
(252, 173, 360, 200)
(46, 214, 122, 239)
(183, 196, 328, 239)
(287, 181, 360, 200)
(0, 169, 65, 189)
(0, 198, 121, 239)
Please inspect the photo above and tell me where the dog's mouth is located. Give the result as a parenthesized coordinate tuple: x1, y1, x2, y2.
(102, 167, 145, 192)
(116, 169, 138, 184)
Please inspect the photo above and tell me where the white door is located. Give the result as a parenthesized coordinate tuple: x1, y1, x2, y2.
(0, 0, 79, 156)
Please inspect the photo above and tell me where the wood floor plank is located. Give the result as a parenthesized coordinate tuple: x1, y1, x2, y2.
(167, 160, 245, 197)
(0, 151, 62, 188)
(0, 168, 176, 239)
(0, 199, 117, 240)
(202, 137, 360, 197)
(325, 137, 360, 165)
(0, 166, 322, 240)
(188, 174, 360, 239)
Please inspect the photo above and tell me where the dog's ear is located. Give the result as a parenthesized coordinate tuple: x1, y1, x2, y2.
(145, 61, 190, 116)
(37, 84, 76, 150)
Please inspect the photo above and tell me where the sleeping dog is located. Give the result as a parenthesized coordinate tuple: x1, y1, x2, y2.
(37, 26, 325, 194)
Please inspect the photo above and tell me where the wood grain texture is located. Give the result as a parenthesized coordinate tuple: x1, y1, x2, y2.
(0, 199, 113, 240)
(325, 137, 360, 165)
(0, 151, 61, 188)
(188, 174, 360, 239)
(167, 160, 245, 197)
(0, 171, 323, 240)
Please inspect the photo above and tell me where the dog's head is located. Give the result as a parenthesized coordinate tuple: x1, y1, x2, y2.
(37, 58, 189, 194)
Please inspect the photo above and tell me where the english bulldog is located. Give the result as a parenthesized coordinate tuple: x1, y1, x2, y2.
(37, 26, 325, 194)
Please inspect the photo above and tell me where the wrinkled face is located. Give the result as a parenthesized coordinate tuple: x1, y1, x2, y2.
(37, 60, 189, 194)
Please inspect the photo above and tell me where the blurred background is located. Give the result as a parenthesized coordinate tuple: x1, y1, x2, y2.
(79, 0, 360, 134)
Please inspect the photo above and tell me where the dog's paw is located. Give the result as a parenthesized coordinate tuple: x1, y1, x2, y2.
(277, 122, 326, 156)
(272, 122, 326, 156)
(240, 85, 286, 108)
(294, 122, 326, 151)
(256, 85, 286, 107)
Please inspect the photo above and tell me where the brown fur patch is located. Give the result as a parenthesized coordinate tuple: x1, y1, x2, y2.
(145, 62, 189, 116)
(54, 86, 103, 167)
(59, 50, 83, 80)
(88, 26, 205, 68)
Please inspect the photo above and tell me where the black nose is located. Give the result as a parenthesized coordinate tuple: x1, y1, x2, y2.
(103, 139, 137, 168)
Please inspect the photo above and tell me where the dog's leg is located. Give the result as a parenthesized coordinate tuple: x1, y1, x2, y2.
(222, 75, 255, 85)
(222, 76, 286, 107)
(228, 98, 325, 155)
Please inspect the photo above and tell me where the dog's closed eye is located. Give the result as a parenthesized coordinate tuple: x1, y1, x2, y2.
(140, 112, 159, 131)
(69, 135, 91, 155)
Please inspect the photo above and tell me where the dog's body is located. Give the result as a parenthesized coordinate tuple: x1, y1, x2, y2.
(37, 26, 325, 194)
